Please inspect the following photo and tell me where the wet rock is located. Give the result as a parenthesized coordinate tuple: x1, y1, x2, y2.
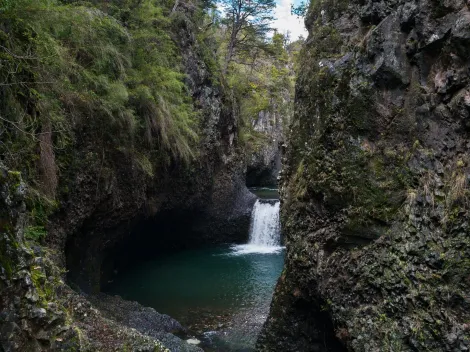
(451, 10, 470, 57)
(88, 294, 186, 336)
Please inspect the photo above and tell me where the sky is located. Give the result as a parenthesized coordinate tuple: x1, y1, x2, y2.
(217, 0, 308, 41)
(272, 0, 308, 40)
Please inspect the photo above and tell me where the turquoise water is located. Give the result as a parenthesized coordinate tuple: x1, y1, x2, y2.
(106, 245, 284, 351)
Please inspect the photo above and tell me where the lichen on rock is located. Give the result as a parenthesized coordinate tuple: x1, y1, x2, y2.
(258, 0, 470, 351)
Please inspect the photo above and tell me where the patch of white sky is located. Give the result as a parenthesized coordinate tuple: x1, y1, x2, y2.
(216, 0, 308, 42)
(272, 0, 307, 40)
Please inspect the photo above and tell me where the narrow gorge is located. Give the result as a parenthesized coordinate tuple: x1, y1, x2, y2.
(1, 0, 470, 351)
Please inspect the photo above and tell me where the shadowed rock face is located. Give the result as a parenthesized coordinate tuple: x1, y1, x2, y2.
(258, 1, 470, 351)
(54, 3, 256, 294)
(0, 164, 203, 352)
(246, 110, 283, 187)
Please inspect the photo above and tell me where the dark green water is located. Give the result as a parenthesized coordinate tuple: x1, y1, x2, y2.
(248, 187, 279, 200)
(106, 245, 284, 351)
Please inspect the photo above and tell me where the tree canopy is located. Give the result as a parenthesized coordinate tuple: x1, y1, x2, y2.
(219, 0, 276, 72)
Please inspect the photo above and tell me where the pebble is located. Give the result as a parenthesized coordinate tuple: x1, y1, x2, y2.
(186, 338, 201, 345)
(32, 308, 47, 319)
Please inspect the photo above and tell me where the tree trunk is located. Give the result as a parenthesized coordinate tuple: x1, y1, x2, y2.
(171, 0, 179, 13)
(224, 38, 235, 74)
(223, 15, 239, 74)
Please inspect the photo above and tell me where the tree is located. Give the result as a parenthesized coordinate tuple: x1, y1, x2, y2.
(291, 1, 309, 18)
(220, 0, 276, 73)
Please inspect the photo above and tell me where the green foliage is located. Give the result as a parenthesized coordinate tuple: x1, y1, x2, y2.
(219, 0, 277, 71)
(0, 0, 299, 222)
(291, 1, 309, 18)
(0, 0, 198, 197)
(24, 226, 47, 242)
(221, 30, 298, 152)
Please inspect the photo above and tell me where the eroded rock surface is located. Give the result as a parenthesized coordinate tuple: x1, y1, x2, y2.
(258, 1, 470, 351)
(246, 110, 284, 187)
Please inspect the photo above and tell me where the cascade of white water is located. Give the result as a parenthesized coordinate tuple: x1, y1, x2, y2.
(231, 199, 283, 254)
(248, 200, 281, 247)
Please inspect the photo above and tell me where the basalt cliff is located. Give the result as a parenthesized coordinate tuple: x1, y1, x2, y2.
(259, 0, 470, 351)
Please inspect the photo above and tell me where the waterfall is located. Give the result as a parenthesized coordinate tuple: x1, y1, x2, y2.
(248, 200, 281, 247)
(232, 199, 283, 254)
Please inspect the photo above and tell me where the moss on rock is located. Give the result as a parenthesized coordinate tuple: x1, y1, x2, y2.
(258, 0, 470, 351)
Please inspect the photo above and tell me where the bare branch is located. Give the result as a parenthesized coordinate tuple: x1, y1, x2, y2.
(0, 45, 40, 60)
(0, 81, 55, 86)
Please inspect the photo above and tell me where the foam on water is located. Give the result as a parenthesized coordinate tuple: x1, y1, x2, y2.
(230, 244, 284, 255)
